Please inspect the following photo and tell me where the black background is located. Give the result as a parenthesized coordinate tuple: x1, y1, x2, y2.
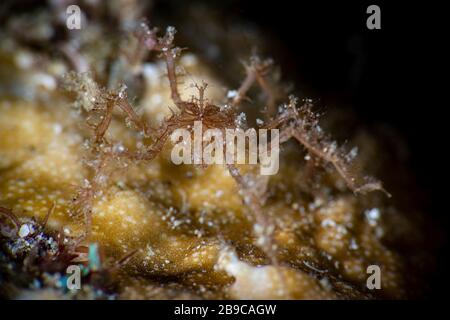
(236, 0, 448, 298)
(244, 0, 447, 298)
(153, 0, 447, 298)
(0, 0, 447, 299)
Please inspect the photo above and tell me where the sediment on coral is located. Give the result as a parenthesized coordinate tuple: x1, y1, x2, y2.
(0, 1, 436, 300)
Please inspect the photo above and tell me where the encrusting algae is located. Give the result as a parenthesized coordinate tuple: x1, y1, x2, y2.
(0, 1, 436, 299)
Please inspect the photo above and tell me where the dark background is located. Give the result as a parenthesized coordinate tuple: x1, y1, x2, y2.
(250, 0, 447, 298)
(154, 0, 447, 297)
(240, 0, 447, 298)
(0, 0, 446, 298)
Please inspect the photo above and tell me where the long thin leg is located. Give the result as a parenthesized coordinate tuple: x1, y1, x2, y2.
(266, 97, 391, 197)
(138, 23, 185, 110)
(226, 164, 279, 265)
(230, 56, 278, 118)
(231, 64, 256, 108)
(163, 49, 184, 108)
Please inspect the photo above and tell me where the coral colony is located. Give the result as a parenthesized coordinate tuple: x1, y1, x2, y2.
(63, 23, 387, 263)
(4, 3, 429, 300)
